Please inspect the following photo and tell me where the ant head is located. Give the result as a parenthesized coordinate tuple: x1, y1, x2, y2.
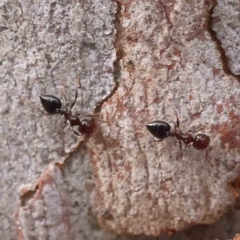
(193, 134, 210, 150)
(39, 95, 62, 114)
(79, 116, 96, 136)
(145, 120, 171, 140)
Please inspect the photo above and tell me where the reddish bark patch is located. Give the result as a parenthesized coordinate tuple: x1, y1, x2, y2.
(213, 68, 220, 76)
(191, 112, 201, 119)
(124, 164, 132, 173)
(147, 192, 153, 200)
(153, 93, 161, 104)
(126, 35, 139, 44)
(215, 120, 240, 152)
(216, 104, 223, 114)
(160, 182, 169, 192)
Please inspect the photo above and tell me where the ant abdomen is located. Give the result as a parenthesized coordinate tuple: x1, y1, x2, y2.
(192, 134, 210, 150)
(40, 95, 62, 114)
(39, 92, 95, 138)
(145, 120, 171, 140)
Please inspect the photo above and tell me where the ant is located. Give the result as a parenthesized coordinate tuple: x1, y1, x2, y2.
(145, 114, 212, 166)
(39, 91, 95, 137)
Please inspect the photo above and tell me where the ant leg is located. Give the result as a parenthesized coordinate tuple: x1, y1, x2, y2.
(176, 116, 180, 129)
(92, 113, 109, 123)
(70, 91, 78, 110)
(187, 125, 208, 133)
(211, 131, 218, 142)
(150, 136, 164, 142)
(175, 140, 183, 160)
(205, 148, 213, 167)
(96, 118, 107, 123)
(172, 110, 180, 129)
(63, 94, 69, 110)
(73, 130, 81, 136)
(178, 140, 183, 159)
(77, 113, 108, 124)
(71, 127, 81, 137)
(187, 119, 212, 133)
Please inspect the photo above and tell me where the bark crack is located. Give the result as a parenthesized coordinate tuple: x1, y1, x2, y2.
(19, 185, 39, 207)
(94, 0, 123, 113)
(159, 0, 173, 32)
(56, 1, 124, 171)
(208, 0, 240, 82)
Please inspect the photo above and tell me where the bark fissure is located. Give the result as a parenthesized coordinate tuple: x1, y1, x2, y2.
(159, 0, 173, 32)
(94, 0, 123, 113)
(20, 185, 39, 207)
(208, 0, 240, 81)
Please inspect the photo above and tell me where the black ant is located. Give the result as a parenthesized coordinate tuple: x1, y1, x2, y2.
(39, 91, 95, 137)
(145, 114, 212, 165)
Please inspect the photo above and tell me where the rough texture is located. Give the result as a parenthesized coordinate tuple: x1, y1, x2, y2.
(16, 163, 72, 240)
(88, 0, 240, 236)
(15, 156, 240, 240)
(1, 0, 240, 239)
(0, 0, 116, 239)
(212, 0, 240, 75)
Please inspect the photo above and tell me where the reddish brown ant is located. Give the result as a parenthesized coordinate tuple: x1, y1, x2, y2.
(145, 114, 212, 166)
(39, 91, 95, 137)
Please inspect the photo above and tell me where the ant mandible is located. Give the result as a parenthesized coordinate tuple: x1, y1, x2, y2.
(145, 114, 212, 165)
(39, 91, 95, 137)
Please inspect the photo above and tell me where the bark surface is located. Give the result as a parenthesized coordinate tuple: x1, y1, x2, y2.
(1, 0, 240, 239)
(88, 0, 240, 235)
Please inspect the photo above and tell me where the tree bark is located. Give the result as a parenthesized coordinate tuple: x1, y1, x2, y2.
(1, 0, 240, 239)
(88, 0, 240, 235)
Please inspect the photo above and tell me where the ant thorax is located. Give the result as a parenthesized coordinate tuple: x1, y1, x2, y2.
(171, 129, 195, 145)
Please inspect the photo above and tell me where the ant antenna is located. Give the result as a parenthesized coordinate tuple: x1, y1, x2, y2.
(70, 91, 78, 111)
(205, 150, 213, 167)
(173, 110, 180, 128)
(165, 98, 180, 128)
(187, 119, 212, 133)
